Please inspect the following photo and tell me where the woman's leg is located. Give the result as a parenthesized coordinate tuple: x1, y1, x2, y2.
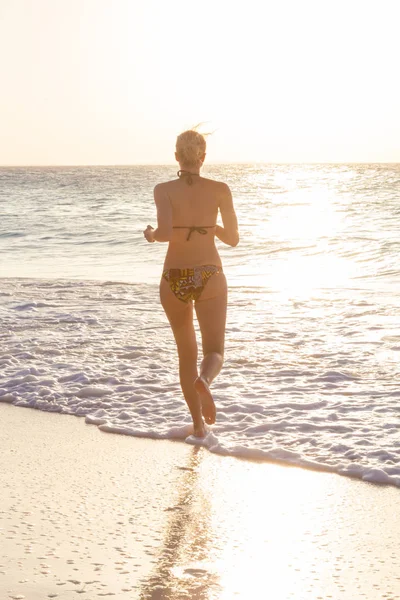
(160, 278, 205, 437)
(194, 271, 228, 424)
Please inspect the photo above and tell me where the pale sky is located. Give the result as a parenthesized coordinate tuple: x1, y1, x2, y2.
(1, 0, 399, 165)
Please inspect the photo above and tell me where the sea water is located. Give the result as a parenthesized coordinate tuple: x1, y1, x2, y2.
(1, 164, 399, 486)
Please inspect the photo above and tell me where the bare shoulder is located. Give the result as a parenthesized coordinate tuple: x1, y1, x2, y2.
(153, 180, 175, 201)
(201, 177, 231, 195)
(212, 180, 232, 205)
(154, 181, 170, 193)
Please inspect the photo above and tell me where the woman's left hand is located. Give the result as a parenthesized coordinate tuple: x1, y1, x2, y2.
(143, 225, 155, 243)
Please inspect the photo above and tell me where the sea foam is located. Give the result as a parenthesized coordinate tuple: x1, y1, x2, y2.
(1, 278, 399, 488)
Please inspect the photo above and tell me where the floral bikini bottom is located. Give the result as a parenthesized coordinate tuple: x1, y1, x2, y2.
(162, 265, 222, 303)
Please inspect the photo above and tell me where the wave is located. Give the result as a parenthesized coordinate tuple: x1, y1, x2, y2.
(1, 277, 400, 488)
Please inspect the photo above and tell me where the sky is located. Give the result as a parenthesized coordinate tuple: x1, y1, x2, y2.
(0, 0, 399, 165)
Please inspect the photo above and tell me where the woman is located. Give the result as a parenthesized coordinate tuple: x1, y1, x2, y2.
(143, 130, 239, 438)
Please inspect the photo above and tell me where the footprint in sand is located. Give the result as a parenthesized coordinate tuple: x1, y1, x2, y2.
(184, 568, 208, 577)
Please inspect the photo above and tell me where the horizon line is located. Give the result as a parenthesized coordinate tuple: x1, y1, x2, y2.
(1, 161, 399, 168)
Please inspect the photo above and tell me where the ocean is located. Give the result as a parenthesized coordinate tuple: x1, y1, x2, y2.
(1, 164, 399, 486)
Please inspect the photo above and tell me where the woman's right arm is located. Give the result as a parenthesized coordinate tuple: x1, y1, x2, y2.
(215, 183, 239, 247)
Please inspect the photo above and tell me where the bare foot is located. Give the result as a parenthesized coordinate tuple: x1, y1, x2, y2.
(193, 423, 206, 438)
(194, 376, 216, 425)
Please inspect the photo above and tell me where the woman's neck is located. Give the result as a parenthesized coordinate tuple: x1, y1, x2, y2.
(179, 167, 200, 175)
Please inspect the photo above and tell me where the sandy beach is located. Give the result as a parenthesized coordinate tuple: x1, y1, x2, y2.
(1, 403, 399, 599)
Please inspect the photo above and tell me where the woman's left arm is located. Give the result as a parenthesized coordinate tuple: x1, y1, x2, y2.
(143, 184, 172, 243)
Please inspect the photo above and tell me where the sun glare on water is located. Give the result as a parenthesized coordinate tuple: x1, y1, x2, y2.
(235, 171, 354, 297)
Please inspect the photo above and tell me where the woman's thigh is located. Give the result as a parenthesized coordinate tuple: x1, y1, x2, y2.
(195, 271, 227, 356)
(159, 278, 197, 355)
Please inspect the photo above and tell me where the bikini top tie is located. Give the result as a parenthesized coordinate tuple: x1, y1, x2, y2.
(173, 225, 215, 241)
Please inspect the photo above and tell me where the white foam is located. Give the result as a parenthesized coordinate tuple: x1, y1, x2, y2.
(1, 278, 400, 488)
(76, 386, 111, 398)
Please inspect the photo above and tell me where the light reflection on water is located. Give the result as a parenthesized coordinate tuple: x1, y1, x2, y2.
(1, 164, 399, 292)
(232, 251, 355, 297)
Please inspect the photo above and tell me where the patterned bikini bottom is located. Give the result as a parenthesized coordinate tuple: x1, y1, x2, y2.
(162, 265, 222, 303)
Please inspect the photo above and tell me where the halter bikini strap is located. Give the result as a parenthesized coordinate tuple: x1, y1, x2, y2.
(177, 170, 200, 185)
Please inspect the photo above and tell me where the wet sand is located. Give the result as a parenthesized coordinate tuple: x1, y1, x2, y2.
(1, 403, 399, 599)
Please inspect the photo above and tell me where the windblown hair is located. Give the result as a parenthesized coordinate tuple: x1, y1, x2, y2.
(176, 129, 207, 169)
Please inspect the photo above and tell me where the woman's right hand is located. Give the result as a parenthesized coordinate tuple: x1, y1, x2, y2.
(143, 225, 155, 243)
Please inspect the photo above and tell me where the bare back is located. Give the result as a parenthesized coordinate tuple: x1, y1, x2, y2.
(154, 176, 231, 269)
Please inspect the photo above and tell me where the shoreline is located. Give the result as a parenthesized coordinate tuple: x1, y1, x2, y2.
(1, 403, 399, 599)
(3, 399, 400, 490)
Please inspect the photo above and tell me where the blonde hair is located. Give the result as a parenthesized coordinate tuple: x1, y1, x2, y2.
(176, 128, 207, 169)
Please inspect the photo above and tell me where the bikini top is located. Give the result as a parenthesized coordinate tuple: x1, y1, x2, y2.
(173, 225, 215, 241)
(174, 171, 215, 240)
